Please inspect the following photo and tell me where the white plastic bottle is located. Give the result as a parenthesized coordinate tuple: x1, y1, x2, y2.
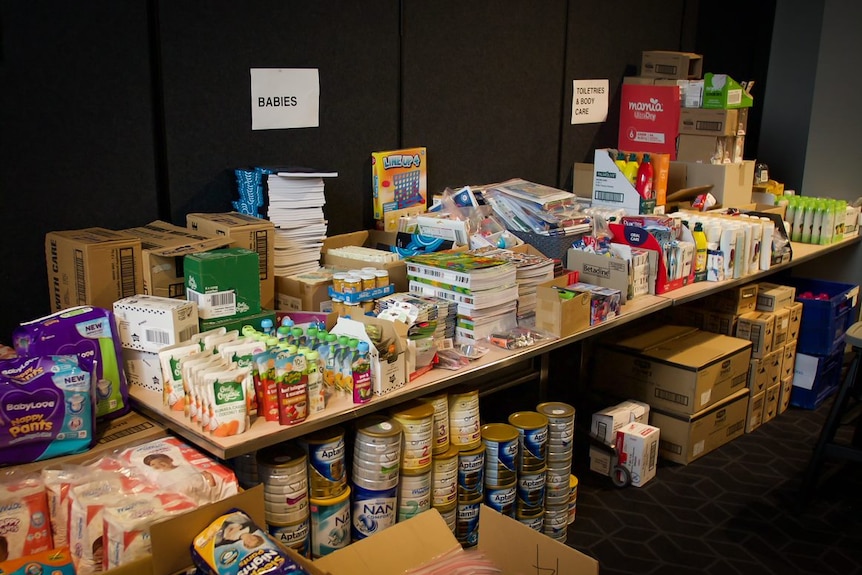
(760, 217, 774, 270)
(749, 219, 762, 274)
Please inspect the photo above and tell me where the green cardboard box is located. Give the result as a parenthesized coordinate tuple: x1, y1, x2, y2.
(703, 73, 754, 109)
(184, 247, 261, 319)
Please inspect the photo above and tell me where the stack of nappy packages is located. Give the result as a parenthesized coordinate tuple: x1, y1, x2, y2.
(0, 436, 239, 575)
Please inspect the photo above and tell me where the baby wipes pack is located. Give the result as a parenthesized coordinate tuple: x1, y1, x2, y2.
(13, 306, 129, 420)
(0, 473, 54, 561)
(0, 355, 94, 465)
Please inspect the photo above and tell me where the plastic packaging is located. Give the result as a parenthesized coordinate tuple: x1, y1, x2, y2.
(622, 153, 639, 186)
(692, 222, 708, 281)
(635, 153, 654, 200)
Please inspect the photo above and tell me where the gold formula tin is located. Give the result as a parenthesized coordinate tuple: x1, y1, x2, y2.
(300, 426, 347, 498)
(419, 392, 450, 455)
(508, 411, 549, 472)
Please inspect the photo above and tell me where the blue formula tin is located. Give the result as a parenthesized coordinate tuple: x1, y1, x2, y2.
(351, 482, 397, 541)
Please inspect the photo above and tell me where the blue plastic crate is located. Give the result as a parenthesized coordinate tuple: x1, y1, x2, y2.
(788, 278, 859, 356)
(790, 346, 845, 409)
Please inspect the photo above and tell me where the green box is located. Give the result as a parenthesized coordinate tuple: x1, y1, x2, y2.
(184, 247, 261, 319)
(703, 73, 754, 109)
(199, 308, 276, 333)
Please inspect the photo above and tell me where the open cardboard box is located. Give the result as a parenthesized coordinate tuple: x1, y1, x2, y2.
(534, 274, 592, 338)
(315, 505, 598, 575)
(321, 230, 407, 291)
(327, 314, 408, 396)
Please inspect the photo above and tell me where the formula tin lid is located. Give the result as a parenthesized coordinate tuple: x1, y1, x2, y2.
(480, 422, 520, 442)
(508, 411, 549, 430)
(355, 414, 403, 438)
(257, 442, 307, 468)
(391, 400, 435, 421)
(300, 425, 345, 445)
(536, 401, 576, 420)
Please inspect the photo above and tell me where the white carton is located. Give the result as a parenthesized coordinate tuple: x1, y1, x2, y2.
(589, 399, 650, 476)
(327, 315, 407, 396)
(614, 421, 660, 487)
(113, 294, 199, 353)
(591, 149, 657, 215)
(121, 348, 162, 394)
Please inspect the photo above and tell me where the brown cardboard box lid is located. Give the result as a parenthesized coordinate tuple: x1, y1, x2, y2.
(613, 325, 751, 370)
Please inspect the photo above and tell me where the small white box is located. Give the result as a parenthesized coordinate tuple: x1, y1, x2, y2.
(614, 421, 660, 487)
(113, 294, 199, 353)
(121, 348, 162, 394)
(590, 399, 650, 443)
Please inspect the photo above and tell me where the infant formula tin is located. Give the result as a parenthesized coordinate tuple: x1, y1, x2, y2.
(434, 501, 457, 533)
(481, 422, 519, 486)
(309, 486, 351, 558)
(267, 517, 310, 558)
(516, 467, 546, 514)
(419, 392, 450, 454)
(351, 483, 397, 540)
(398, 470, 431, 522)
(431, 444, 459, 508)
(257, 442, 307, 486)
(457, 443, 485, 499)
(353, 415, 402, 489)
(536, 401, 575, 446)
(230, 451, 259, 488)
(516, 505, 544, 532)
(508, 411, 549, 472)
(568, 474, 579, 525)
(484, 479, 516, 517)
(391, 401, 435, 475)
(448, 389, 482, 450)
(456, 491, 483, 548)
(543, 505, 569, 542)
(301, 426, 347, 498)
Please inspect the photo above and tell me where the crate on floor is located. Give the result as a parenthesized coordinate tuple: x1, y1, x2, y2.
(790, 346, 845, 409)
(788, 278, 859, 356)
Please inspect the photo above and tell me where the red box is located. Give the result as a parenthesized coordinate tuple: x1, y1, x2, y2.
(618, 84, 681, 160)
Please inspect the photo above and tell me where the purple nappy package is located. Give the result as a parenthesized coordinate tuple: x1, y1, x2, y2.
(13, 306, 130, 420)
(0, 354, 95, 465)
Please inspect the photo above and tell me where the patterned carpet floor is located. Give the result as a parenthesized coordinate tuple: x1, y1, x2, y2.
(564, 398, 862, 575)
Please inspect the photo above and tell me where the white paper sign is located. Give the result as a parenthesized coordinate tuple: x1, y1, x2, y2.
(250, 68, 320, 130)
(571, 79, 609, 124)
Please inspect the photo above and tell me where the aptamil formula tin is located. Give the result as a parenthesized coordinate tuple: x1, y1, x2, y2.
(456, 491, 483, 548)
(391, 401, 435, 475)
(516, 467, 546, 514)
(516, 506, 544, 532)
(267, 517, 310, 557)
(484, 479, 516, 517)
(568, 474, 579, 525)
(351, 483, 397, 540)
(457, 443, 485, 499)
(309, 486, 351, 558)
(481, 422, 519, 486)
(419, 392, 450, 454)
(448, 389, 482, 451)
(398, 470, 431, 522)
(353, 415, 403, 489)
(508, 411, 549, 473)
(301, 426, 347, 498)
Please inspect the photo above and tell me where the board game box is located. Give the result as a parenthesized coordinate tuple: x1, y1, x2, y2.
(371, 147, 428, 231)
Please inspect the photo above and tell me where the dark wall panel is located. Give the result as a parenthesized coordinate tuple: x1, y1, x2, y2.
(560, 0, 695, 189)
(0, 1, 157, 338)
(401, 1, 569, 194)
(157, 1, 401, 235)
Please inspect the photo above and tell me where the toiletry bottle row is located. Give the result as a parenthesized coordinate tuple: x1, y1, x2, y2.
(784, 195, 847, 244)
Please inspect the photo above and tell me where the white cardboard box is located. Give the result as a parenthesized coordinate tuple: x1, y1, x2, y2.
(614, 421, 660, 487)
(113, 294, 200, 353)
(327, 315, 407, 396)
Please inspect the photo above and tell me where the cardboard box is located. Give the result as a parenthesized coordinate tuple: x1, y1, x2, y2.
(321, 230, 407, 291)
(678, 160, 755, 209)
(199, 308, 276, 334)
(186, 212, 276, 309)
(745, 390, 766, 433)
(594, 325, 752, 415)
(679, 108, 746, 137)
(327, 315, 407, 396)
(625, 77, 703, 107)
(703, 310, 739, 336)
(703, 73, 754, 109)
(45, 227, 143, 313)
(781, 340, 797, 380)
(184, 247, 261, 319)
(608, 222, 695, 295)
(786, 301, 803, 341)
(113, 294, 199, 353)
(735, 311, 776, 359)
(566, 247, 656, 302)
(534, 275, 591, 338)
(763, 382, 780, 423)
(614, 421, 660, 487)
(276, 270, 334, 312)
(10, 411, 166, 475)
(641, 50, 703, 79)
(591, 149, 657, 215)
(756, 282, 796, 312)
(315, 504, 599, 575)
(122, 348, 163, 394)
(748, 356, 769, 395)
(120, 221, 232, 300)
(650, 388, 749, 465)
(676, 134, 743, 164)
(704, 284, 758, 315)
(618, 84, 681, 160)
(770, 307, 791, 348)
(590, 400, 650, 443)
(764, 348, 783, 390)
(778, 375, 793, 415)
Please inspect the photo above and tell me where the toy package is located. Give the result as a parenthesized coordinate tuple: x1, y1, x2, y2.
(12, 306, 129, 420)
(371, 147, 428, 232)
